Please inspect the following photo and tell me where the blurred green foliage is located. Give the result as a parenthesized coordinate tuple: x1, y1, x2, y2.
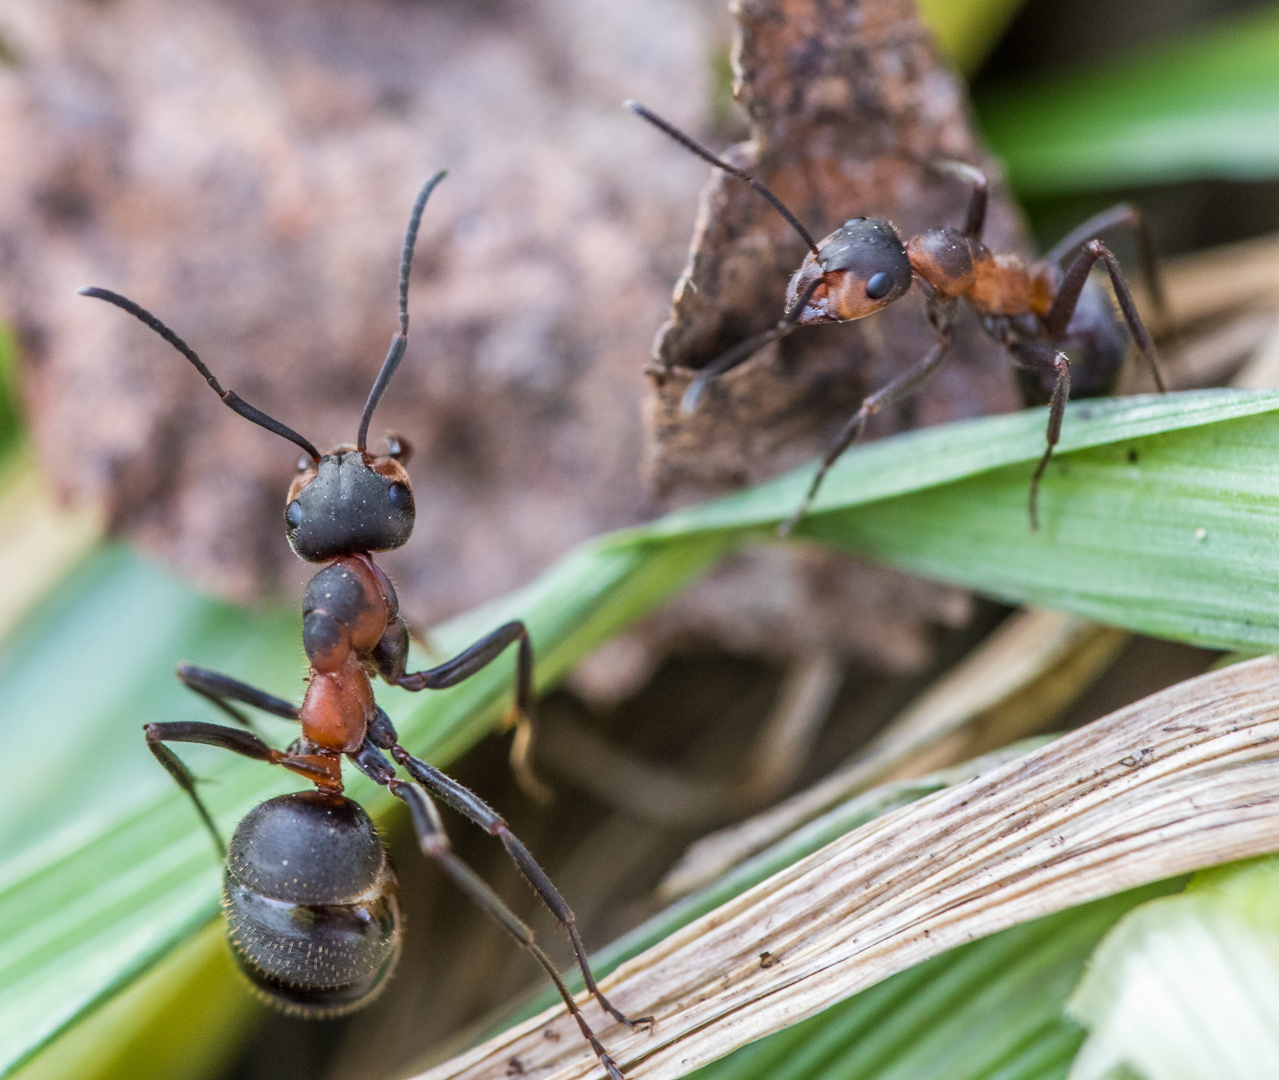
(0, 322, 22, 461)
(976, 6, 1279, 194)
(6, 390, 1279, 1078)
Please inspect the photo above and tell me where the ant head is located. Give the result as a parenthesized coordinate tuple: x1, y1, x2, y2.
(624, 106, 913, 327)
(787, 218, 913, 324)
(285, 438, 415, 563)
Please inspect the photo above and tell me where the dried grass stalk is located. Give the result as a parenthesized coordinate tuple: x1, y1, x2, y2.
(416, 655, 1279, 1080)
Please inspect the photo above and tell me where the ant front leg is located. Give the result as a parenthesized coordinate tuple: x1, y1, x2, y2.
(1044, 239, 1165, 393)
(377, 737, 651, 1032)
(145, 721, 341, 856)
(931, 160, 988, 239)
(389, 779, 638, 1080)
(1008, 342, 1071, 531)
(779, 307, 955, 537)
(680, 279, 822, 414)
(394, 621, 550, 803)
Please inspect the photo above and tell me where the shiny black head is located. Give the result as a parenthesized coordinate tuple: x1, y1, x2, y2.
(223, 791, 401, 1016)
(285, 444, 414, 562)
(787, 218, 913, 324)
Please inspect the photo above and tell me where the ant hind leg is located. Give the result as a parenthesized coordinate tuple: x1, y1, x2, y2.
(1043, 203, 1169, 333)
(382, 740, 650, 1031)
(390, 780, 640, 1080)
(146, 720, 344, 856)
(1043, 240, 1164, 393)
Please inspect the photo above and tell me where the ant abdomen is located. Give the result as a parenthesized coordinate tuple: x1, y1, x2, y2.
(223, 791, 402, 1016)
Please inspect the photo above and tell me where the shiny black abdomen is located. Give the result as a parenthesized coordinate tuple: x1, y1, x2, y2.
(223, 791, 401, 1016)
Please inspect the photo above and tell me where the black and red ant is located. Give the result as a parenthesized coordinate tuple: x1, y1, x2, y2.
(627, 101, 1169, 533)
(79, 174, 647, 1077)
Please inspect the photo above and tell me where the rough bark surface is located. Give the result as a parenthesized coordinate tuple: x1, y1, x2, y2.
(647, 0, 1027, 494)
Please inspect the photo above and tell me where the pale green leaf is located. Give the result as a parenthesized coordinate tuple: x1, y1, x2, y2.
(1067, 855, 1279, 1080)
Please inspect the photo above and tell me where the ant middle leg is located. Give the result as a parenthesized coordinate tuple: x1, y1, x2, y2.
(379, 737, 650, 1031)
(1043, 203, 1169, 331)
(1044, 239, 1165, 393)
(930, 160, 988, 239)
(145, 721, 342, 856)
(778, 326, 954, 537)
(1008, 342, 1071, 531)
(177, 663, 300, 729)
(394, 621, 550, 803)
(390, 779, 637, 1080)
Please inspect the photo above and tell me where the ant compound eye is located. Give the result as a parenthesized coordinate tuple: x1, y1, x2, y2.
(865, 271, 893, 300)
(387, 483, 411, 512)
(285, 501, 303, 530)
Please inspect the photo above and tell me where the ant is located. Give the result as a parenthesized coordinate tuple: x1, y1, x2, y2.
(627, 101, 1169, 533)
(80, 174, 648, 1077)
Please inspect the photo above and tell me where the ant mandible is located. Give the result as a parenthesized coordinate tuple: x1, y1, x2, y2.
(627, 101, 1169, 533)
(80, 175, 648, 1076)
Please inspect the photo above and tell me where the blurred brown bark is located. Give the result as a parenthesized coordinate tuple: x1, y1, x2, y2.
(0, 0, 1022, 690)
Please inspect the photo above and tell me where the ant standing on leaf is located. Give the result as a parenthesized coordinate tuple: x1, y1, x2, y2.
(80, 173, 649, 1078)
(627, 101, 1169, 533)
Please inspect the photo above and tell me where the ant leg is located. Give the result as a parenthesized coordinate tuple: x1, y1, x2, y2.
(395, 621, 550, 803)
(146, 720, 344, 855)
(931, 160, 988, 239)
(390, 779, 636, 1080)
(1044, 240, 1165, 393)
(680, 278, 822, 414)
(177, 663, 300, 729)
(1043, 203, 1169, 332)
(385, 741, 650, 1031)
(778, 329, 953, 537)
(1008, 343, 1071, 531)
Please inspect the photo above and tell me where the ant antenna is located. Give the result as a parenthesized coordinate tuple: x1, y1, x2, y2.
(625, 100, 819, 257)
(78, 287, 322, 462)
(357, 169, 448, 452)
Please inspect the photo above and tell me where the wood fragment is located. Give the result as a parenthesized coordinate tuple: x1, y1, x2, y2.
(416, 655, 1279, 1080)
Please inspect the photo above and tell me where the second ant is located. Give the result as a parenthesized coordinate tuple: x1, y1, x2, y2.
(628, 101, 1169, 533)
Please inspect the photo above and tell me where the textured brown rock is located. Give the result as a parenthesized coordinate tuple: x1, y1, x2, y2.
(0, 0, 1019, 686)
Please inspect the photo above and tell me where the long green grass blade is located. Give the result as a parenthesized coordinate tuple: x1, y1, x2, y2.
(976, 7, 1279, 194)
(6, 386, 1279, 1076)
